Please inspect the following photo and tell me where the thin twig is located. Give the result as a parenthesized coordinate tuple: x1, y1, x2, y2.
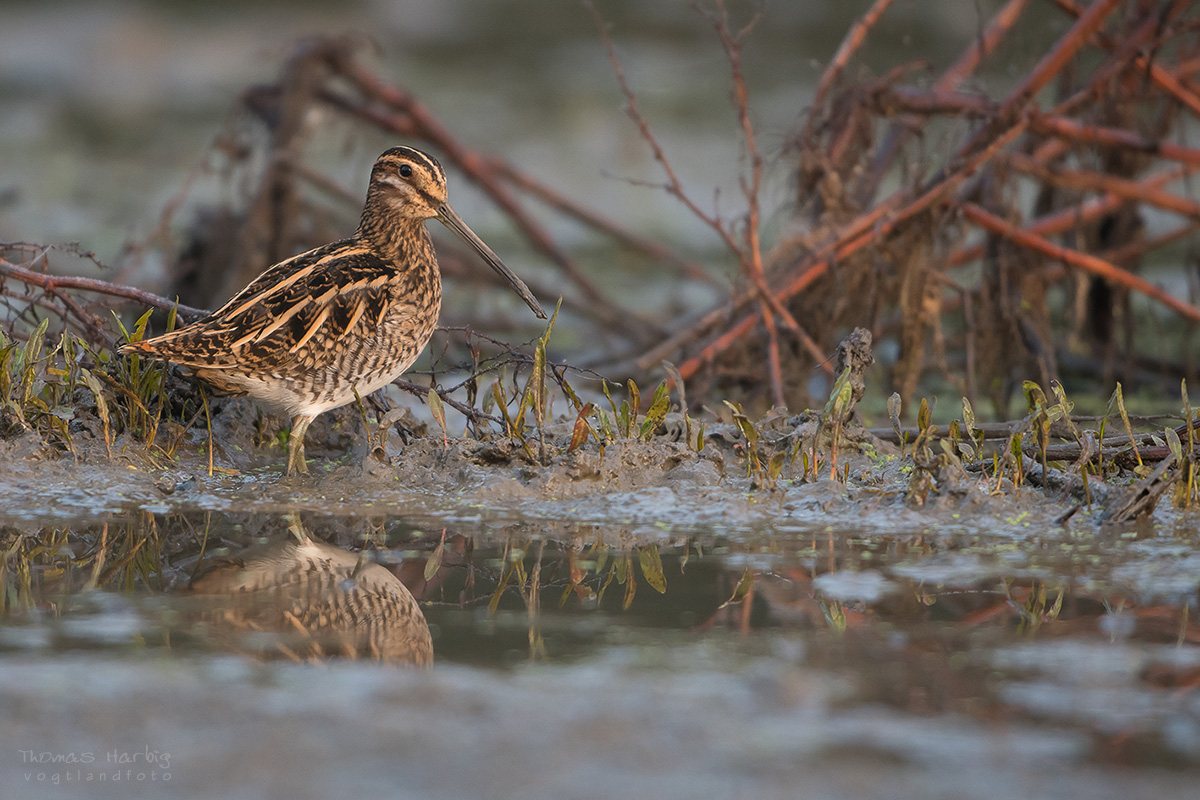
(0, 258, 208, 321)
(962, 202, 1200, 324)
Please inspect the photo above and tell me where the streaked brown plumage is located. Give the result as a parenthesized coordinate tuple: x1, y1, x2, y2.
(120, 146, 545, 474)
(189, 517, 433, 665)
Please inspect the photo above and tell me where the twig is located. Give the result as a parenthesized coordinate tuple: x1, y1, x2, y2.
(0, 258, 208, 321)
(1002, 151, 1200, 219)
(1031, 113, 1200, 167)
(1052, 0, 1200, 118)
(859, 0, 1030, 204)
(946, 164, 1194, 268)
(484, 158, 718, 287)
(391, 378, 501, 427)
(661, 0, 1142, 382)
(592, 0, 827, 397)
(961, 203, 1200, 324)
(808, 0, 896, 118)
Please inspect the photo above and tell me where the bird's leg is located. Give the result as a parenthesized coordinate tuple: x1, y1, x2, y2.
(286, 415, 315, 476)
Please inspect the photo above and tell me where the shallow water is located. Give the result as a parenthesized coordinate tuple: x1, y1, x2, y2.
(3, 2, 1200, 797)
(3, 502, 1199, 798)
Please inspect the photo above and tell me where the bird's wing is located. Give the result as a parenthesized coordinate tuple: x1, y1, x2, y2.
(123, 240, 396, 371)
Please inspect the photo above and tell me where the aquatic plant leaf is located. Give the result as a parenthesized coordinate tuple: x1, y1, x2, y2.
(618, 399, 631, 439)
(723, 401, 760, 478)
(531, 339, 546, 427)
(722, 400, 756, 444)
(622, 563, 637, 610)
(596, 408, 616, 444)
(1022, 380, 1047, 415)
(491, 381, 514, 437)
(768, 449, 787, 483)
(428, 388, 448, 445)
(1049, 380, 1075, 423)
(513, 381, 531, 437)
(601, 379, 619, 421)
(488, 581, 506, 616)
(823, 364, 854, 423)
(528, 300, 559, 431)
(556, 368, 584, 410)
(961, 396, 975, 435)
(19, 318, 50, 406)
(596, 561, 616, 604)
(626, 379, 640, 435)
(79, 368, 112, 457)
(1113, 381, 1140, 466)
(638, 546, 667, 593)
(592, 543, 610, 574)
(568, 403, 594, 452)
(1181, 379, 1195, 456)
(0, 334, 16, 401)
(424, 540, 444, 582)
(662, 360, 692, 448)
(822, 599, 847, 634)
(569, 548, 586, 587)
(1166, 426, 1183, 465)
(638, 380, 671, 441)
(717, 568, 754, 609)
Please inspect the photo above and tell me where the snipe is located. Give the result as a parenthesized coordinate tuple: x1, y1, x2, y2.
(120, 146, 545, 474)
(189, 516, 433, 666)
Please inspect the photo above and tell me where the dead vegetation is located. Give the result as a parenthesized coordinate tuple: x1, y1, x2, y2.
(628, 0, 1200, 414)
(3, 1, 1200, 522)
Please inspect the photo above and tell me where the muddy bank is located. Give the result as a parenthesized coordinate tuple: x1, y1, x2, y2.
(0, 389, 1088, 535)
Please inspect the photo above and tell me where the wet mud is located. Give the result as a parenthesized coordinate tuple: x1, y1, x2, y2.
(1, 389, 1073, 529)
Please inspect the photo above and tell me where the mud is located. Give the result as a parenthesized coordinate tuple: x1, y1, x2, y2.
(0, 391, 1078, 533)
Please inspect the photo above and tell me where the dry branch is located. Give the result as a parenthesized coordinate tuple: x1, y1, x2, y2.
(9, 1, 1200, 425)
(627, 0, 1200, 413)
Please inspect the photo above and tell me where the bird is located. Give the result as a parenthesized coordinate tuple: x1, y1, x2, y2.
(188, 516, 434, 665)
(119, 145, 546, 475)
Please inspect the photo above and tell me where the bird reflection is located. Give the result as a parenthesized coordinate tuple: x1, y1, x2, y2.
(188, 516, 432, 666)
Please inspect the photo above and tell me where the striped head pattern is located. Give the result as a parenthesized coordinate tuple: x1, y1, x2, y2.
(367, 146, 449, 220)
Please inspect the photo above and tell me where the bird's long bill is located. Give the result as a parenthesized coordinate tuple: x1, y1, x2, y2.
(438, 203, 547, 320)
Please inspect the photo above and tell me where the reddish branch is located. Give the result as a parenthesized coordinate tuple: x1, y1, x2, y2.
(481, 158, 717, 287)
(961, 203, 1200, 324)
(1053, 0, 1200, 118)
(655, 0, 1200, 387)
(1031, 114, 1200, 166)
(1, 256, 207, 323)
(946, 164, 1194, 268)
(807, 0, 897, 123)
(860, 0, 1031, 204)
(1002, 152, 1200, 219)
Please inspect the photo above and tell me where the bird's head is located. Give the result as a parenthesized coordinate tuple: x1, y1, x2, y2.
(368, 146, 448, 220)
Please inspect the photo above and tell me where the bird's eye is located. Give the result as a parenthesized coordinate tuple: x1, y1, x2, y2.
(399, 164, 413, 178)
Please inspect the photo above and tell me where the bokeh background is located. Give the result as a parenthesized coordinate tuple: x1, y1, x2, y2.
(1, 0, 1064, 283)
